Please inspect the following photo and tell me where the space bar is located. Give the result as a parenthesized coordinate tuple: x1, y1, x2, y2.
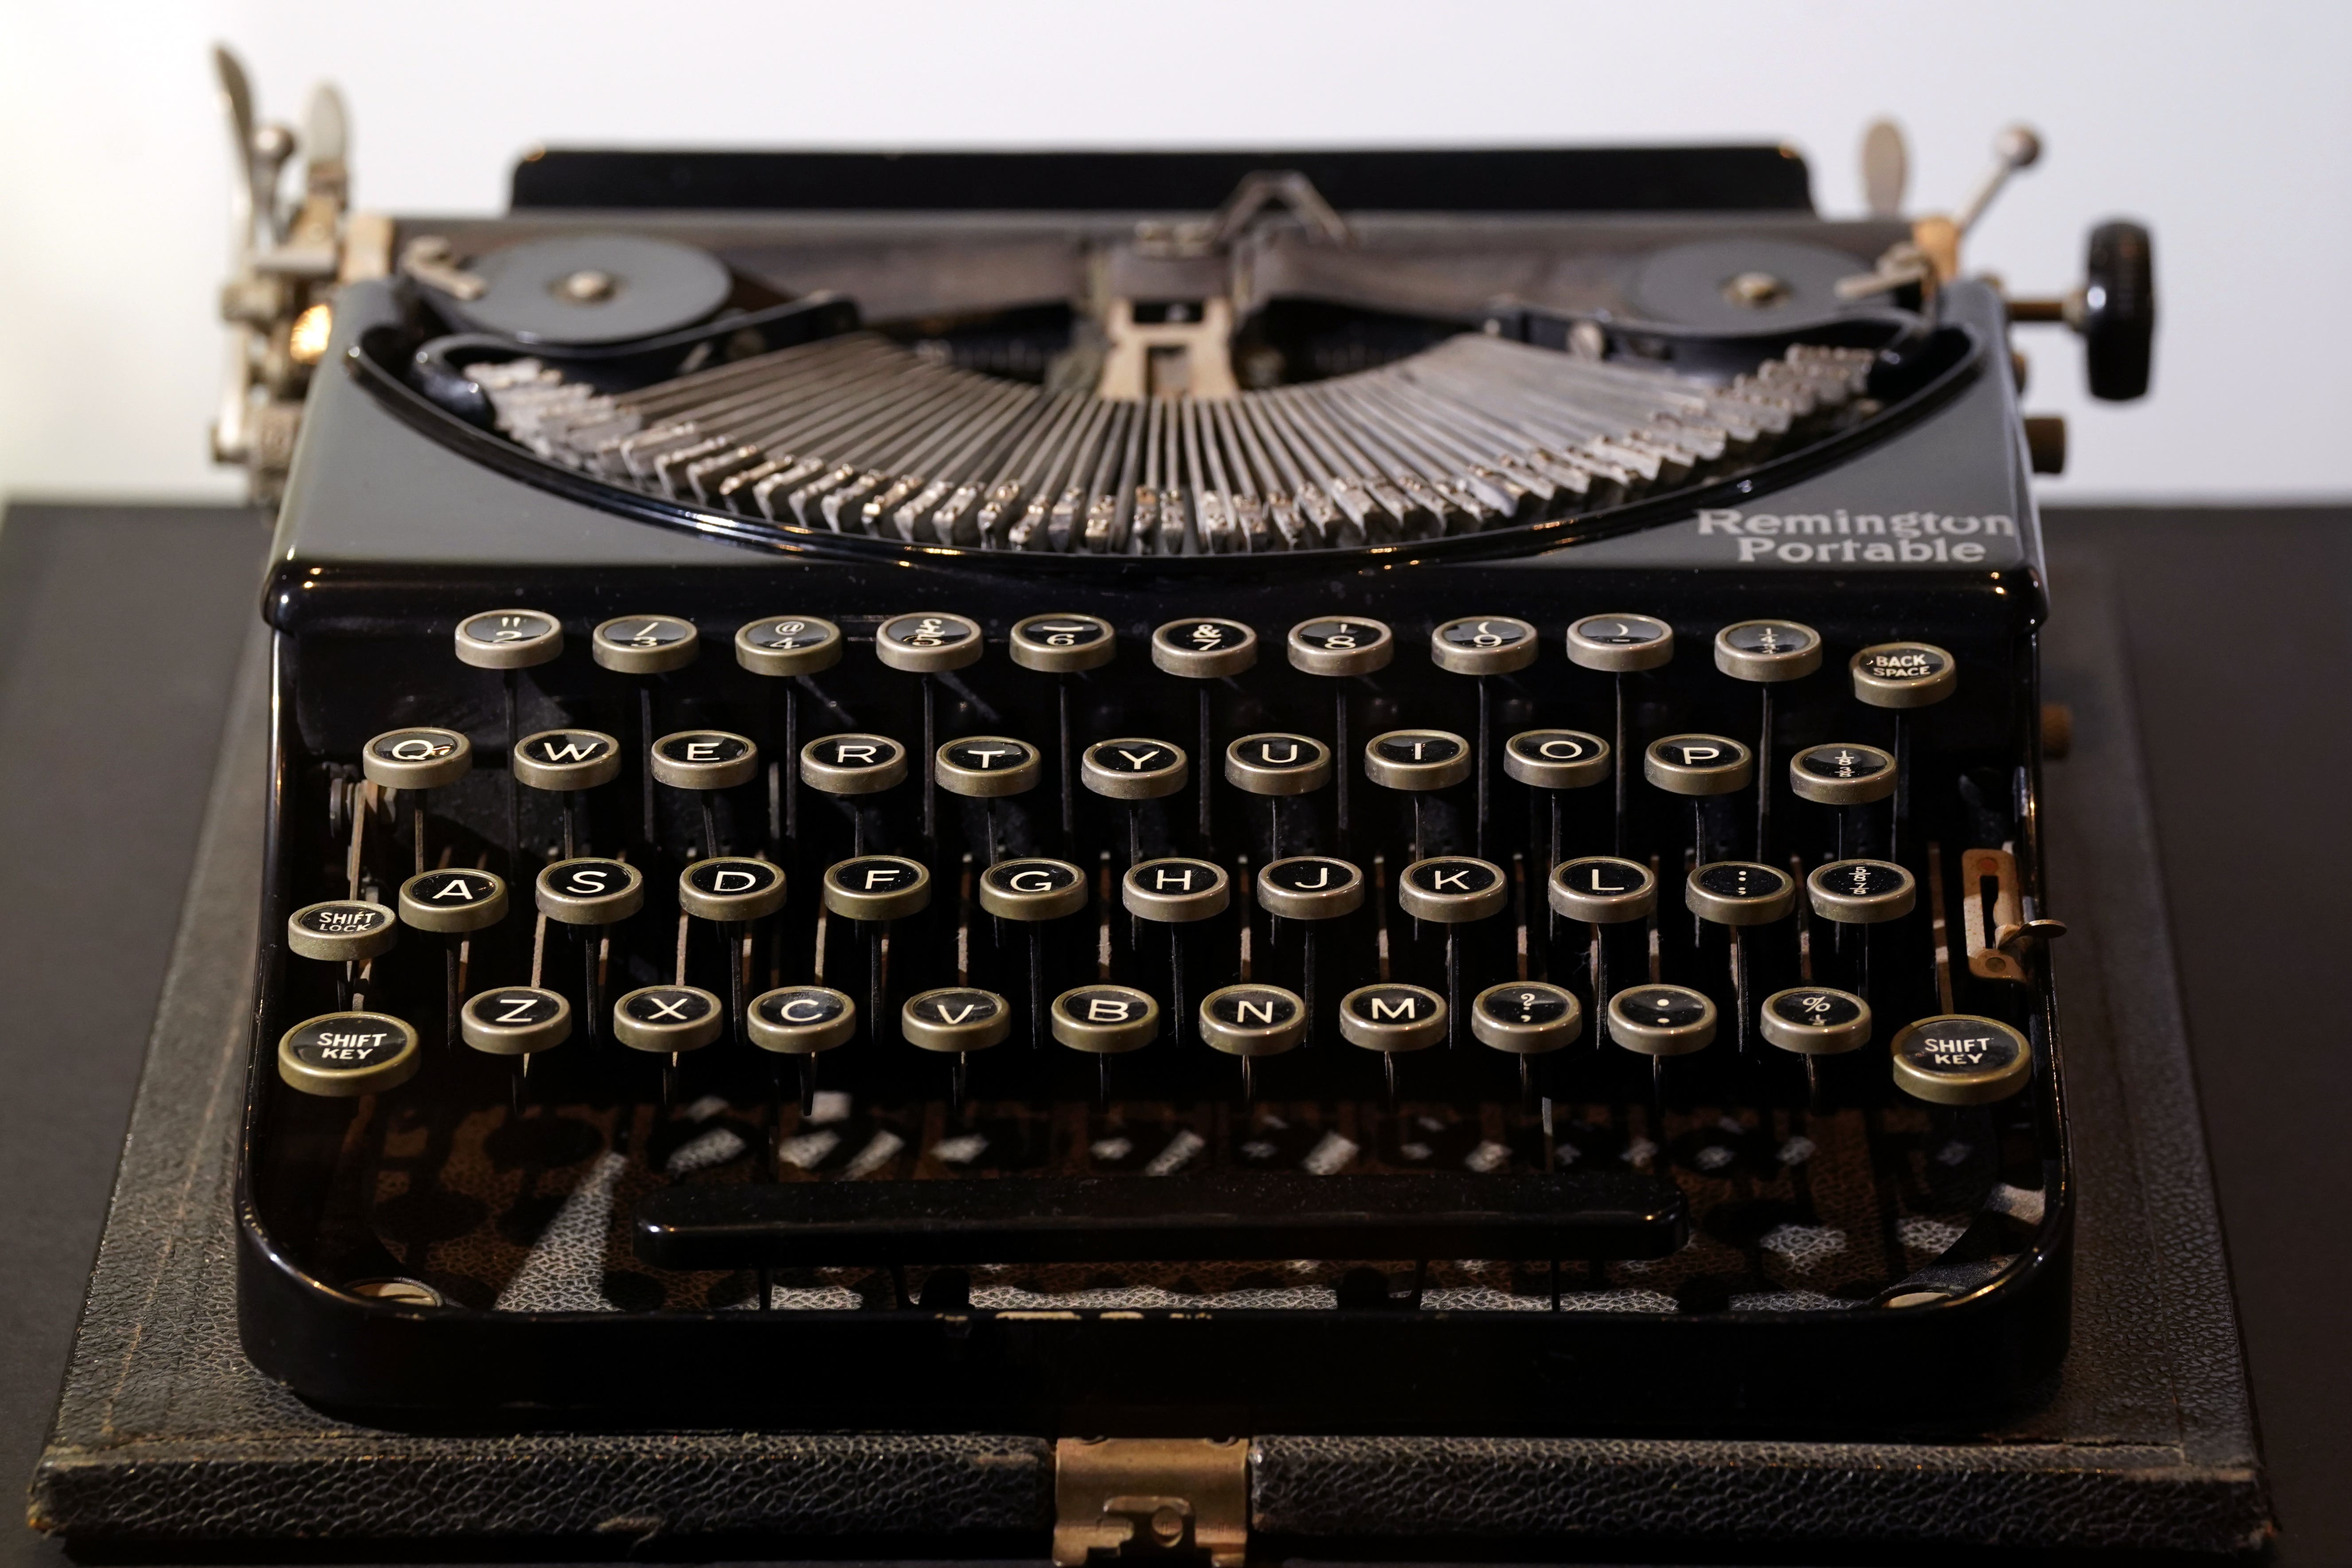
(633, 1171, 1686, 1268)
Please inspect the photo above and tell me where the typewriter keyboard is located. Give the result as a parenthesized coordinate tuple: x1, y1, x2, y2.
(257, 583, 2056, 1330)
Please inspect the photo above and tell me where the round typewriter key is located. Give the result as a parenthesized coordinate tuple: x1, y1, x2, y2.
(1606, 985, 1717, 1056)
(1398, 856, 1508, 923)
(1567, 614, 1674, 673)
(341, 1278, 444, 1307)
(748, 985, 856, 1054)
(459, 986, 572, 1056)
(1010, 612, 1116, 673)
(1339, 984, 1448, 1053)
(398, 868, 508, 934)
(800, 733, 907, 796)
(362, 727, 471, 791)
(454, 609, 563, 670)
(936, 736, 1041, 798)
(613, 985, 724, 1054)
(1052, 985, 1160, 1055)
(287, 899, 397, 962)
(650, 730, 758, 790)
(821, 856, 932, 922)
(678, 856, 786, 922)
(1713, 619, 1822, 683)
(1472, 982, 1584, 1055)
(1645, 734, 1754, 796)
(1891, 1014, 2033, 1105)
(1760, 987, 1872, 1056)
(1505, 730, 1611, 790)
(1688, 861, 1793, 1055)
(1256, 856, 1365, 921)
(591, 614, 699, 674)
(979, 857, 1088, 922)
(1790, 742, 1896, 806)
(1364, 730, 1471, 792)
(1715, 621, 1818, 864)
(875, 612, 983, 673)
(1123, 858, 1230, 923)
(1430, 616, 1537, 676)
(1226, 733, 1332, 796)
(1151, 617, 1258, 678)
(902, 987, 1012, 1053)
(1548, 856, 1657, 923)
(512, 728, 622, 792)
(1808, 859, 1916, 924)
(1686, 860, 1797, 926)
(735, 615, 842, 677)
(1851, 641, 1957, 708)
(1571, 614, 1673, 856)
(534, 857, 644, 925)
(1198, 984, 1307, 1057)
(279, 1011, 421, 1096)
(1287, 617, 1393, 677)
(1081, 739, 1188, 800)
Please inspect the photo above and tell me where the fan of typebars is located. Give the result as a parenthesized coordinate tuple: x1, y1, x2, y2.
(475, 329, 1876, 554)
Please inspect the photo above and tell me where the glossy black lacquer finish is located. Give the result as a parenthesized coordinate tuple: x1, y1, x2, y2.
(240, 542, 2067, 1434)
(511, 146, 1817, 215)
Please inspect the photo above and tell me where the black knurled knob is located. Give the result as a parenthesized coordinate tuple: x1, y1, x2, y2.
(2082, 219, 2154, 402)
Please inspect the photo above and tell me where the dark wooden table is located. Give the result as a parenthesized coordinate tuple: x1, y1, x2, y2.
(2, 503, 2342, 1565)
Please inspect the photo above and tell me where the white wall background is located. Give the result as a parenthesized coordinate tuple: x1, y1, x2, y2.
(2, 0, 2346, 505)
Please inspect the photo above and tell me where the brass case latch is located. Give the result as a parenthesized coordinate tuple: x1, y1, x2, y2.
(1052, 1436, 1249, 1568)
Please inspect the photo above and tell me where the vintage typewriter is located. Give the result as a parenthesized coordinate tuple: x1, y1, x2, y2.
(217, 67, 2155, 1440)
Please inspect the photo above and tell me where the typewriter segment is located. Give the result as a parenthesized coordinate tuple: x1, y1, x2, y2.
(232, 138, 2123, 1427)
(262, 574, 2060, 1414)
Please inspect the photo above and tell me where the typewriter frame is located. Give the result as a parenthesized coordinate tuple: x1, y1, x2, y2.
(235, 189, 2071, 1433)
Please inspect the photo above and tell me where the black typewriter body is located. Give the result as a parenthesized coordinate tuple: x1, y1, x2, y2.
(237, 149, 2080, 1439)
